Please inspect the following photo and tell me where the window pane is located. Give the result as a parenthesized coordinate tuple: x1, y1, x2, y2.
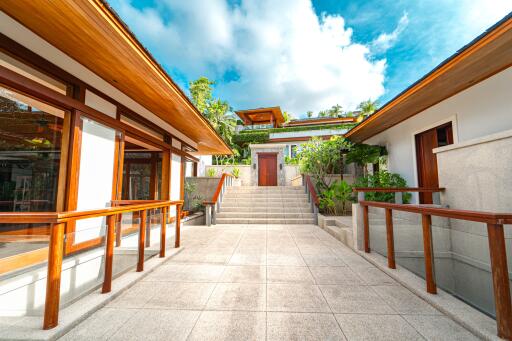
(0, 86, 64, 212)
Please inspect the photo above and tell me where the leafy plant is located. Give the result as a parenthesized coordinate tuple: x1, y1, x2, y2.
(232, 167, 240, 178)
(354, 170, 411, 203)
(345, 143, 387, 176)
(319, 180, 353, 216)
(207, 168, 216, 177)
(297, 136, 351, 191)
(184, 180, 203, 212)
(284, 156, 298, 165)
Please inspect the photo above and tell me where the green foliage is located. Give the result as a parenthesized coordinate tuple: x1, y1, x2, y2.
(354, 170, 411, 204)
(284, 156, 298, 165)
(233, 131, 269, 146)
(232, 167, 240, 178)
(306, 111, 313, 118)
(283, 111, 294, 123)
(238, 123, 355, 135)
(189, 76, 236, 152)
(298, 136, 352, 190)
(207, 168, 216, 177)
(241, 157, 252, 165)
(319, 180, 353, 216)
(184, 180, 204, 212)
(346, 143, 387, 176)
(357, 99, 379, 117)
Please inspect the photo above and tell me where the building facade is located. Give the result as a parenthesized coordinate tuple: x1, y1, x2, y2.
(0, 2, 229, 318)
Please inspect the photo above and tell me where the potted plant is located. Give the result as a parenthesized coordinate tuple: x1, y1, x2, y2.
(231, 167, 242, 186)
(207, 168, 216, 177)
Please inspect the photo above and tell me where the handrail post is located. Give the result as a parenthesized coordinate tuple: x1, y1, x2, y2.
(43, 222, 65, 330)
(160, 206, 167, 257)
(145, 209, 151, 247)
(205, 204, 212, 226)
(385, 208, 396, 269)
(102, 215, 116, 293)
(363, 205, 370, 253)
(137, 210, 147, 272)
(487, 223, 512, 339)
(115, 213, 122, 247)
(212, 205, 217, 225)
(175, 203, 182, 247)
(421, 214, 437, 294)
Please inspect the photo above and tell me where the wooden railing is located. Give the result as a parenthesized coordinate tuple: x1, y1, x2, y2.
(354, 188, 512, 339)
(0, 200, 183, 330)
(353, 187, 445, 205)
(303, 175, 319, 224)
(203, 173, 234, 226)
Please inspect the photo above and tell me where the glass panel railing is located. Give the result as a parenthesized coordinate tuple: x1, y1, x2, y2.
(0, 224, 50, 317)
(367, 207, 511, 318)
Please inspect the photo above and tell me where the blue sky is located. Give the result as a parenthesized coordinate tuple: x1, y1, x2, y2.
(108, 0, 511, 118)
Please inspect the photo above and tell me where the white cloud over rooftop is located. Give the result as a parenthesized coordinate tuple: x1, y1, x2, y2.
(111, 0, 398, 115)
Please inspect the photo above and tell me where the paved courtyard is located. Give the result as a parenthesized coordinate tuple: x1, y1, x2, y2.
(60, 224, 478, 340)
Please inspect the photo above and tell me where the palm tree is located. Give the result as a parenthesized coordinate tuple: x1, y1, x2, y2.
(357, 99, 378, 117)
(329, 104, 343, 117)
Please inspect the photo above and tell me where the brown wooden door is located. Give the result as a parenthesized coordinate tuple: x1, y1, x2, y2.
(258, 153, 278, 186)
(415, 123, 453, 204)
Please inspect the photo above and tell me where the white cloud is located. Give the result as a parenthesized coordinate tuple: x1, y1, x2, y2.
(371, 13, 409, 54)
(111, 0, 387, 115)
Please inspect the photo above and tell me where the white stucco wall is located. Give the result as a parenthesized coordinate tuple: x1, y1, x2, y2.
(364, 66, 512, 202)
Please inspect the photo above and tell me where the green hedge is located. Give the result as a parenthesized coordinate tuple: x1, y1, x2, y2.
(233, 131, 269, 145)
(239, 123, 355, 135)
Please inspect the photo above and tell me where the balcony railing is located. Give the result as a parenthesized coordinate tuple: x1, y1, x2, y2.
(0, 200, 183, 330)
(353, 187, 512, 339)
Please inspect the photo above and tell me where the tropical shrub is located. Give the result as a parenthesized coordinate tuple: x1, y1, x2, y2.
(207, 168, 216, 177)
(319, 180, 353, 216)
(354, 170, 411, 203)
(345, 143, 387, 176)
(184, 180, 203, 212)
(298, 136, 352, 191)
(284, 156, 298, 165)
(232, 167, 240, 178)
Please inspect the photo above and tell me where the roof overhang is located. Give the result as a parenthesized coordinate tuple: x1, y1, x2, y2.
(236, 107, 284, 127)
(346, 13, 512, 143)
(0, 0, 232, 155)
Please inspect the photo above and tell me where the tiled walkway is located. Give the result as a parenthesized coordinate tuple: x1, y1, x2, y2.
(60, 224, 478, 340)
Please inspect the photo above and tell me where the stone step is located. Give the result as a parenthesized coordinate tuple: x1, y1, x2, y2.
(223, 198, 309, 204)
(217, 212, 315, 219)
(228, 186, 304, 190)
(225, 192, 308, 196)
(216, 218, 315, 225)
(221, 206, 310, 213)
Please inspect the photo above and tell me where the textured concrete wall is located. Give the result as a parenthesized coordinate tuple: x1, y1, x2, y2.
(435, 132, 512, 317)
(184, 177, 220, 211)
(205, 165, 252, 186)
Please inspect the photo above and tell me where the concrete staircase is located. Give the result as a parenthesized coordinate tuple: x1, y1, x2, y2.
(216, 186, 316, 224)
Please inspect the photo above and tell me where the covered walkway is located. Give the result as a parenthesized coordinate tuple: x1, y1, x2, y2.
(61, 224, 477, 340)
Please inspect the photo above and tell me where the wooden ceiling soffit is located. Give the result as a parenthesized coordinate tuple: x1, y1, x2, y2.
(346, 15, 512, 142)
(0, 0, 231, 155)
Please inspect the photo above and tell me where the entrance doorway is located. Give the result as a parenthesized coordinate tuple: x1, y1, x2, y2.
(415, 122, 453, 203)
(258, 153, 278, 186)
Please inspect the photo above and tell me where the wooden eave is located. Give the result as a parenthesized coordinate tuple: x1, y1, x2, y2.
(0, 0, 232, 155)
(236, 107, 284, 126)
(346, 13, 512, 143)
